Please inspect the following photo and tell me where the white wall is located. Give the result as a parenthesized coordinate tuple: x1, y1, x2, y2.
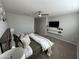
(48, 13, 79, 45)
(6, 13, 34, 34)
(77, 14, 79, 59)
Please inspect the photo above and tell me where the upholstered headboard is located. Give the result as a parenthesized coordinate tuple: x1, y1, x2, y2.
(0, 28, 12, 53)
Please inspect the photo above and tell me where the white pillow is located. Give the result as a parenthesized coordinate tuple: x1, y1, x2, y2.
(20, 35, 31, 48)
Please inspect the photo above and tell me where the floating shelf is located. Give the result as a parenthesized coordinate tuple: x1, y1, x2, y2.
(47, 27, 63, 36)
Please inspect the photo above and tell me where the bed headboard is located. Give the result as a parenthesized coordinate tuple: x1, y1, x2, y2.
(0, 28, 12, 53)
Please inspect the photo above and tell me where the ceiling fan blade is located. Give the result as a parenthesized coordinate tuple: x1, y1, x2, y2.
(34, 11, 41, 15)
(34, 11, 49, 18)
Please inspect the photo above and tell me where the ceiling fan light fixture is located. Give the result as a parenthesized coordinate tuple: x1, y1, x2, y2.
(38, 14, 42, 17)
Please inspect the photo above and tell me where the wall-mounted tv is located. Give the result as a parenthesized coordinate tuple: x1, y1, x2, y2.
(49, 21, 59, 28)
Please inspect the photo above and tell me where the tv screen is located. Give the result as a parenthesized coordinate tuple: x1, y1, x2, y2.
(49, 21, 59, 28)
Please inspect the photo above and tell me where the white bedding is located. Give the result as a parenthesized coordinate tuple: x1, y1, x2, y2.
(29, 33, 54, 51)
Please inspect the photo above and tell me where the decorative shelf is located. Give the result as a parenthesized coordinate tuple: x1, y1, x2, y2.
(47, 27, 63, 36)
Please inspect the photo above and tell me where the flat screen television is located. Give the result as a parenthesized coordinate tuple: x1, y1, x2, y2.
(49, 21, 59, 28)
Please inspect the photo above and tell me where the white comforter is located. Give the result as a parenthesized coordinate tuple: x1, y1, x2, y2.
(29, 33, 54, 51)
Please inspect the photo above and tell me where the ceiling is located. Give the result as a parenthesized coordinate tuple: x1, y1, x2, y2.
(1, 0, 79, 16)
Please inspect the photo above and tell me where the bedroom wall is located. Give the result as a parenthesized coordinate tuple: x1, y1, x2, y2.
(48, 13, 79, 45)
(77, 14, 79, 59)
(6, 13, 34, 34)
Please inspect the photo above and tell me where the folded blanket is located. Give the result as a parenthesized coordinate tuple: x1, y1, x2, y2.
(29, 33, 54, 51)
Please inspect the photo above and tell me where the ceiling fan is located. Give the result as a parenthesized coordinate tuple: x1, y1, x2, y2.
(35, 11, 48, 18)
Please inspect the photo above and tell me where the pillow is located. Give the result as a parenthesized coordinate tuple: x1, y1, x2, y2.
(20, 35, 31, 48)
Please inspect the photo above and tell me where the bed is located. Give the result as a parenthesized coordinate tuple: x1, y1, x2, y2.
(29, 35, 53, 59)
(0, 28, 53, 59)
(0, 27, 52, 58)
(13, 34, 42, 56)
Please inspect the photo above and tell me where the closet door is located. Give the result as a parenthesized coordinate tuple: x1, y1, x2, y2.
(34, 17, 47, 35)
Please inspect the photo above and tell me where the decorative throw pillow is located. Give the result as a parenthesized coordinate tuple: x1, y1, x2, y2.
(20, 35, 31, 48)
